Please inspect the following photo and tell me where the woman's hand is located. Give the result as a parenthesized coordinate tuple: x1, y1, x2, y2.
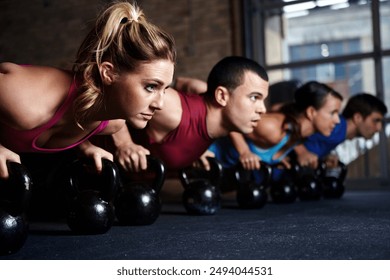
(0, 145, 21, 179)
(78, 140, 113, 173)
(238, 150, 261, 170)
(294, 144, 319, 169)
(114, 142, 150, 172)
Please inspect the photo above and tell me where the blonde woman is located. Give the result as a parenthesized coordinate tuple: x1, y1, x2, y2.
(0, 1, 176, 178)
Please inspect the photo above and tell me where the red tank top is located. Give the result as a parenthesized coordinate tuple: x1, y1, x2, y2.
(0, 78, 109, 153)
(130, 92, 213, 170)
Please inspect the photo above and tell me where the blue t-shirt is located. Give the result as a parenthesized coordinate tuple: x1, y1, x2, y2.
(303, 115, 347, 158)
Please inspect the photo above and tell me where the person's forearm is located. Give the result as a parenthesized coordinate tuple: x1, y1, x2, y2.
(111, 124, 134, 147)
(230, 132, 251, 155)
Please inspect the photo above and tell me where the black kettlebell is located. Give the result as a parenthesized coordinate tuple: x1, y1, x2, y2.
(321, 160, 347, 199)
(0, 162, 32, 255)
(115, 156, 165, 226)
(65, 158, 119, 235)
(269, 163, 298, 203)
(179, 157, 223, 215)
(235, 163, 271, 209)
(294, 161, 322, 201)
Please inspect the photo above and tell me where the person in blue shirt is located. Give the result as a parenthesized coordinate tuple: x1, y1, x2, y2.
(295, 93, 388, 169)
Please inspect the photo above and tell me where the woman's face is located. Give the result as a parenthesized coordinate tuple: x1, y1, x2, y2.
(312, 94, 342, 137)
(109, 59, 174, 129)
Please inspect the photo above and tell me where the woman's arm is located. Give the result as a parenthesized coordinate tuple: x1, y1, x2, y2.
(229, 132, 261, 170)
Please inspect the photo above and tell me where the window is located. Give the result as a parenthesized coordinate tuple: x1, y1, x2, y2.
(244, 0, 390, 179)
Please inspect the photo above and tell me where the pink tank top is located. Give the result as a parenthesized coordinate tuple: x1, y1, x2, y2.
(0, 78, 109, 153)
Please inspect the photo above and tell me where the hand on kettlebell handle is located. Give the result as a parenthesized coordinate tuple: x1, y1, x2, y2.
(115, 155, 165, 226)
(235, 162, 271, 209)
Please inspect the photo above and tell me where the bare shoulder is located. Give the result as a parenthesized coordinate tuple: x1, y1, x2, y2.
(0, 63, 72, 129)
(0, 62, 19, 73)
(251, 113, 285, 145)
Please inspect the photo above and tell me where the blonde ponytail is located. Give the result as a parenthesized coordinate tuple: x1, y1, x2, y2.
(72, 1, 176, 127)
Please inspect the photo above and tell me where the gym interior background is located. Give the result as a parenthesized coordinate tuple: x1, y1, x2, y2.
(1, 0, 390, 261)
(0, 0, 389, 185)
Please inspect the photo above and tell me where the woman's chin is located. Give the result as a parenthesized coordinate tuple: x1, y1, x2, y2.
(128, 120, 148, 130)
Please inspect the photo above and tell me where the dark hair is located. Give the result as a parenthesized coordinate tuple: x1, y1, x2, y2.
(342, 93, 388, 119)
(266, 79, 302, 108)
(294, 81, 343, 112)
(204, 56, 268, 102)
(279, 81, 343, 141)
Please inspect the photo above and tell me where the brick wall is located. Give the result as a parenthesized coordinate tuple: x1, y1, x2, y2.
(0, 0, 240, 80)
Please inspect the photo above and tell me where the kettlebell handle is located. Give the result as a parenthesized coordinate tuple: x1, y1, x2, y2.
(68, 158, 120, 201)
(0, 161, 33, 216)
(145, 155, 165, 193)
(290, 159, 324, 179)
(235, 161, 272, 186)
(319, 159, 347, 181)
(179, 157, 223, 188)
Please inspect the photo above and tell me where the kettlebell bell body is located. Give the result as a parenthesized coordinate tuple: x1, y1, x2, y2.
(321, 160, 347, 199)
(65, 158, 119, 234)
(0, 210, 29, 255)
(115, 156, 165, 226)
(0, 162, 32, 255)
(294, 162, 322, 201)
(180, 157, 222, 215)
(269, 165, 298, 203)
(182, 180, 221, 215)
(235, 163, 271, 209)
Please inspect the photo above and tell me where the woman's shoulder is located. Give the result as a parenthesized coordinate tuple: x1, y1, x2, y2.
(252, 112, 285, 144)
(0, 63, 70, 83)
(0, 63, 73, 129)
(0, 62, 19, 73)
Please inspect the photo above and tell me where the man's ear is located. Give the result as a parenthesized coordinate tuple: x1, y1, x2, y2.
(352, 112, 363, 124)
(214, 86, 230, 107)
(99, 62, 116, 85)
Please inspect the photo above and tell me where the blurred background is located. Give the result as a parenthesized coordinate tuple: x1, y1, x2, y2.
(1, 0, 389, 186)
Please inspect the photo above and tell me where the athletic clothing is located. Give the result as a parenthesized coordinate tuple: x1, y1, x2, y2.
(0, 77, 109, 153)
(303, 115, 347, 158)
(129, 92, 213, 170)
(209, 133, 297, 184)
(208, 134, 296, 168)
